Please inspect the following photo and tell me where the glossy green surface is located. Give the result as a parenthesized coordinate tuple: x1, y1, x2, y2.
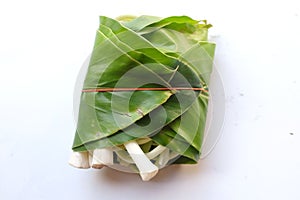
(72, 15, 215, 164)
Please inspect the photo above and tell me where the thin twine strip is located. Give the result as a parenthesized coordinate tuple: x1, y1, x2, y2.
(82, 87, 208, 93)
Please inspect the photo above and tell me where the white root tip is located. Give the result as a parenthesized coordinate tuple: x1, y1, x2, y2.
(92, 148, 113, 169)
(146, 145, 167, 159)
(92, 164, 104, 169)
(124, 141, 159, 181)
(69, 151, 90, 169)
(140, 169, 159, 181)
(158, 148, 169, 167)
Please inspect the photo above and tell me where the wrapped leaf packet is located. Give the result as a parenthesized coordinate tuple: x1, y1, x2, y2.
(69, 15, 216, 181)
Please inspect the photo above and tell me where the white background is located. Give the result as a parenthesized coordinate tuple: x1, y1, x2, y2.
(0, 0, 300, 199)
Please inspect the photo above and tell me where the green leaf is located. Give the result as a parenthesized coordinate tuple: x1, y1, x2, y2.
(72, 15, 216, 166)
(122, 15, 162, 31)
(151, 127, 200, 162)
(168, 95, 208, 151)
